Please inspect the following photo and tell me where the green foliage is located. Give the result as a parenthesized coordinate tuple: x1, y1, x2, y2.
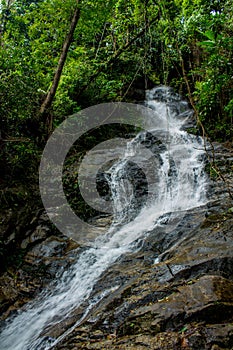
(0, 0, 232, 191)
(153, 0, 233, 141)
(0, 0, 233, 273)
(193, 11, 233, 140)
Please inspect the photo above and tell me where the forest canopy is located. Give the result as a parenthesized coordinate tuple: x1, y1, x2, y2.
(0, 0, 233, 187)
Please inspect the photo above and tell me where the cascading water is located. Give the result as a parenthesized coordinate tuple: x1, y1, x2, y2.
(0, 86, 208, 350)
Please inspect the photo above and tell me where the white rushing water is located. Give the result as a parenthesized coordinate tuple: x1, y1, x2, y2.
(0, 87, 208, 350)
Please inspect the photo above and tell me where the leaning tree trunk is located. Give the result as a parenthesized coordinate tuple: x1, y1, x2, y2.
(39, 0, 81, 121)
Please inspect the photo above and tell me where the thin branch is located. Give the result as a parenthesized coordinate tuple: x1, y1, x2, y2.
(39, 1, 81, 119)
(76, 15, 160, 99)
(2, 137, 31, 142)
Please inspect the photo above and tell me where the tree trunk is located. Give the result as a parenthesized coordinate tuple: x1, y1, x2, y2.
(39, 1, 81, 118)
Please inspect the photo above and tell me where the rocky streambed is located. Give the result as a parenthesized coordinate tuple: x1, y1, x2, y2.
(0, 143, 233, 350)
(52, 203, 233, 350)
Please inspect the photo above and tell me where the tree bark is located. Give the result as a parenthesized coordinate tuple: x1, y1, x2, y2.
(39, 1, 81, 117)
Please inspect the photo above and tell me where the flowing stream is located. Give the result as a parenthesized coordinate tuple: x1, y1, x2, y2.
(0, 86, 208, 350)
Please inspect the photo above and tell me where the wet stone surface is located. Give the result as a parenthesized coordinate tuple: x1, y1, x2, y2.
(0, 210, 80, 321)
(0, 144, 232, 349)
(49, 198, 233, 350)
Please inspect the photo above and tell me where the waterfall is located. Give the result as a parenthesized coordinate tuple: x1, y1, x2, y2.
(0, 87, 207, 350)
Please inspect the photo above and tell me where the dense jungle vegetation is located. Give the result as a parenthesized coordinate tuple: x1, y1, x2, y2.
(0, 0, 232, 211)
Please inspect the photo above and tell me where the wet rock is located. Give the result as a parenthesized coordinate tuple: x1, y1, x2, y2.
(0, 274, 18, 303)
(87, 215, 113, 228)
(123, 275, 233, 334)
(0, 232, 79, 321)
(24, 236, 67, 263)
(21, 225, 50, 249)
(0, 268, 47, 319)
(0, 209, 14, 242)
(1, 143, 233, 349)
(51, 197, 233, 350)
